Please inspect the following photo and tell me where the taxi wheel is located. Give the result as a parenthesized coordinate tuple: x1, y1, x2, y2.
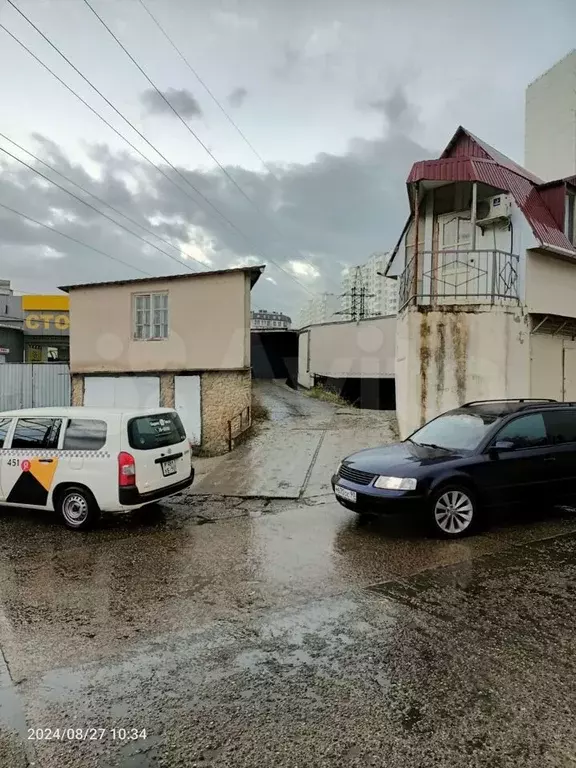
(56, 486, 100, 531)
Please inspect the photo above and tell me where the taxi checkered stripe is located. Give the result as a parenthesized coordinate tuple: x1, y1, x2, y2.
(1, 450, 111, 458)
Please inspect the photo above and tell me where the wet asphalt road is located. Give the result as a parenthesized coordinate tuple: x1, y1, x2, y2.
(1, 497, 576, 767)
(1, 385, 576, 767)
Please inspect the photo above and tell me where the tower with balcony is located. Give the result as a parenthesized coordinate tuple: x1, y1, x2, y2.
(386, 127, 576, 438)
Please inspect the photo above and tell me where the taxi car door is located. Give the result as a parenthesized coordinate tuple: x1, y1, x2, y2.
(2, 417, 62, 507)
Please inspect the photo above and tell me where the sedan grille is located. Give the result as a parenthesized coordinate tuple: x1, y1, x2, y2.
(338, 465, 376, 486)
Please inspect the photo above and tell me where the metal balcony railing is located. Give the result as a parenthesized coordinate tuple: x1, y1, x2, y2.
(399, 250, 520, 310)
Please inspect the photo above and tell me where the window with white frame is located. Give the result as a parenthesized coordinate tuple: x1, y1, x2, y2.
(133, 292, 168, 340)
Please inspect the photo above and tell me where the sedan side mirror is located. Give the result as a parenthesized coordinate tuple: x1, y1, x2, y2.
(489, 439, 515, 455)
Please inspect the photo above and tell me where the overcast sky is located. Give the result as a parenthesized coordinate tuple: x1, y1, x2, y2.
(0, 0, 575, 316)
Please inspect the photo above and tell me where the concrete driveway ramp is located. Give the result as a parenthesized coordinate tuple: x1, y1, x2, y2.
(193, 381, 397, 499)
(193, 428, 323, 498)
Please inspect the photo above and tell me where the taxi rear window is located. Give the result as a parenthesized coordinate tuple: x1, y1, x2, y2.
(127, 413, 186, 451)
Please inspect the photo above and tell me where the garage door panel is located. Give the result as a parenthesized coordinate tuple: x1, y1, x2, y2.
(530, 334, 563, 400)
(175, 375, 201, 444)
(84, 377, 160, 409)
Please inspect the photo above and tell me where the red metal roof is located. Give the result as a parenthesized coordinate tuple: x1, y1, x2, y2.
(405, 126, 576, 256)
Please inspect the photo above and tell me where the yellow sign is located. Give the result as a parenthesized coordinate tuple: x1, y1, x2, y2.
(21, 295, 69, 312)
(24, 313, 70, 331)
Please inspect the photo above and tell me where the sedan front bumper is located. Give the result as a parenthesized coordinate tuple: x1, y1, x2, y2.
(331, 474, 425, 516)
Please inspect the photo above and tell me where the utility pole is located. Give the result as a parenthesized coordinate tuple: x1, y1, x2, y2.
(337, 266, 374, 322)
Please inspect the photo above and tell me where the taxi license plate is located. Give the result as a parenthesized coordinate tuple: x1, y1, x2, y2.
(335, 485, 357, 503)
(161, 459, 177, 477)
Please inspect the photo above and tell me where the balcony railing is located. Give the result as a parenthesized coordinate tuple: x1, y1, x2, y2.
(399, 250, 520, 310)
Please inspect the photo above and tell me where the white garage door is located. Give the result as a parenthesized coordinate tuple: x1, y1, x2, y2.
(175, 375, 201, 444)
(84, 376, 160, 409)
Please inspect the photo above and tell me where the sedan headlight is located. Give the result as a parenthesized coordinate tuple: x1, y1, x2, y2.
(373, 476, 417, 491)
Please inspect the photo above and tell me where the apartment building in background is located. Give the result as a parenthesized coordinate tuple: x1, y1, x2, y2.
(298, 293, 341, 328)
(341, 252, 398, 319)
(250, 309, 292, 330)
(525, 49, 576, 181)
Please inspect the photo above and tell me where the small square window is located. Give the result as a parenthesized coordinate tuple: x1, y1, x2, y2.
(133, 292, 168, 340)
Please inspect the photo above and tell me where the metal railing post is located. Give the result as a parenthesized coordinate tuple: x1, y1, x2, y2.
(490, 250, 497, 303)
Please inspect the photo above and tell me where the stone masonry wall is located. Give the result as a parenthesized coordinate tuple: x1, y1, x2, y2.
(71, 374, 84, 406)
(159, 374, 175, 408)
(201, 369, 252, 456)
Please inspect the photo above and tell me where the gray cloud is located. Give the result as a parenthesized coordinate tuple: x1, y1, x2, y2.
(140, 88, 202, 119)
(0, 108, 431, 314)
(228, 87, 248, 108)
(369, 85, 420, 136)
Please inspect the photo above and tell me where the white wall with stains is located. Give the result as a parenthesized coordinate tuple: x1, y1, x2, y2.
(396, 306, 531, 438)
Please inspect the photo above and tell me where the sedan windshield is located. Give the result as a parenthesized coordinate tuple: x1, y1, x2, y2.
(409, 412, 498, 452)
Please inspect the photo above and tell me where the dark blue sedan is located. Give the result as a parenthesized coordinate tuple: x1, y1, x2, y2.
(331, 398, 576, 537)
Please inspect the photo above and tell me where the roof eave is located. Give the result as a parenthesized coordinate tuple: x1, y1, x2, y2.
(538, 243, 576, 260)
(60, 264, 266, 293)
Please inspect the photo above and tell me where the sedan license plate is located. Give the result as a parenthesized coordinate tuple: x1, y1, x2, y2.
(335, 485, 357, 503)
(161, 459, 177, 477)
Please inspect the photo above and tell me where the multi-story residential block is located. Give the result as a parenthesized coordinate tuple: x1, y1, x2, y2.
(250, 309, 292, 330)
(298, 293, 341, 328)
(341, 252, 398, 320)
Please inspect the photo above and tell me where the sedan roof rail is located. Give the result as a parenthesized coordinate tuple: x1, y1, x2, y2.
(462, 398, 558, 407)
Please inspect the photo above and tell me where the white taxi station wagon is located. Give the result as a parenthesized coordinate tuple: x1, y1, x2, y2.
(0, 407, 195, 530)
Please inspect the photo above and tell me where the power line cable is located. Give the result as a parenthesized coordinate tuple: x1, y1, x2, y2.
(0, 131, 215, 273)
(0, 23, 218, 229)
(0, 143, 204, 274)
(81, 0, 331, 291)
(82, 0, 271, 214)
(2, 0, 316, 297)
(137, 0, 282, 184)
(0, 201, 151, 276)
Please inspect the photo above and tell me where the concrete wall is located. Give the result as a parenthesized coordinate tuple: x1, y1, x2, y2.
(68, 272, 250, 374)
(299, 316, 396, 382)
(525, 250, 576, 319)
(525, 51, 576, 181)
(396, 306, 531, 438)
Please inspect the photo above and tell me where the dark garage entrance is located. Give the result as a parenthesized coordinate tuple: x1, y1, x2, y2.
(251, 331, 298, 387)
(313, 375, 396, 410)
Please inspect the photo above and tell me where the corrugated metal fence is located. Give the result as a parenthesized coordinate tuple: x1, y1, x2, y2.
(0, 364, 71, 411)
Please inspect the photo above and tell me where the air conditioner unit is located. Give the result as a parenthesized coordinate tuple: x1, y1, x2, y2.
(476, 194, 512, 227)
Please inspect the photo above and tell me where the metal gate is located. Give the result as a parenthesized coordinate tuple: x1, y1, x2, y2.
(0, 364, 71, 411)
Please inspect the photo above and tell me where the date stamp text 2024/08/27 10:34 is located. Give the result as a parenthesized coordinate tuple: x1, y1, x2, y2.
(27, 727, 148, 742)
